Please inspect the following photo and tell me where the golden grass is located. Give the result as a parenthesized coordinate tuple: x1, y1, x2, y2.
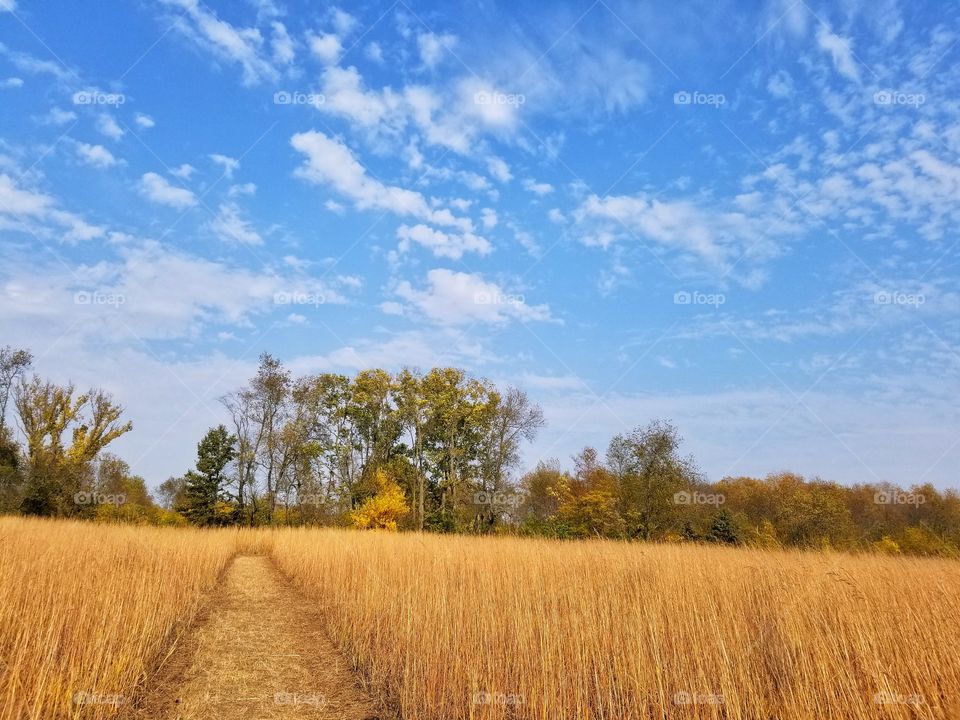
(2, 518, 959, 719)
(271, 530, 960, 720)
(0, 518, 240, 719)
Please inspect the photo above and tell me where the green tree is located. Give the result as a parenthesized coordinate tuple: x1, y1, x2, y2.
(421, 369, 493, 530)
(706, 510, 740, 545)
(179, 425, 237, 526)
(607, 421, 700, 540)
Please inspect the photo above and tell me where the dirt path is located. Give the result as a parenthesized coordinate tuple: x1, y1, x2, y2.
(133, 555, 382, 720)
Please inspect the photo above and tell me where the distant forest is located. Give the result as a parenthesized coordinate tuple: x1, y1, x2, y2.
(1, 344, 958, 556)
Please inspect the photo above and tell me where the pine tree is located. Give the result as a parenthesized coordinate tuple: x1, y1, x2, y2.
(179, 425, 237, 526)
(706, 510, 740, 545)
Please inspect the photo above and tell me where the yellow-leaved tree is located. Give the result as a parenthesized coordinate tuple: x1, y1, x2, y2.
(350, 469, 409, 531)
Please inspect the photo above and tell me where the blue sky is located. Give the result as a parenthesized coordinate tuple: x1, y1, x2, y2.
(2, 0, 959, 489)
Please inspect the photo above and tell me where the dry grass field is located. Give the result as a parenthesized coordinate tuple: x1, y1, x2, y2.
(2, 518, 959, 719)
(272, 531, 960, 720)
(0, 518, 239, 720)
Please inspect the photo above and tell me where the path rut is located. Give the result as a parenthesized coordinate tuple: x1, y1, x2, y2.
(133, 555, 382, 720)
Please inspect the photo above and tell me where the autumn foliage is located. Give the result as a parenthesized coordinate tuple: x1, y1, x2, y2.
(350, 469, 410, 530)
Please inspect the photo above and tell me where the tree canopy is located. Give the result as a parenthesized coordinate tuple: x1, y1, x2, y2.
(1, 345, 959, 556)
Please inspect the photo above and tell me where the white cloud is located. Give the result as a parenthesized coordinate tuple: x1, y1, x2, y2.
(160, 0, 279, 85)
(766, 70, 794, 98)
(75, 142, 118, 168)
(96, 114, 124, 140)
(1, 77, 22, 88)
(209, 153, 239, 178)
(139, 172, 197, 209)
(291, 130, 470, 229)
(1, 240, 352, 345)
(392, 268, 551, 325)
(134, 113, 155, 129)
(330, 8, 356, 35)
(309, 33, 341, 65)
(38, 107, 76, 125)
(315, 62, 529, 156)
(365, 42, 383, 63)
(0, 173, 53, 216)
(486, 156, 512, 183)
(228, 182, 256, 196)
(417, 32, 457, 69)
(0, 1, 16, 12)
(312, 64, 527, 159)
(208, 202, 262, 245)
(461, 78, 523, 130)
(319, 66, 403, 129)
(0, 41, 71, 79)
(522, 178, 553, 196)
(270, 21, 295, 65)
(816, 25, 861, 82)
(481, 208, 498, 229)
(289, 328, 487, 374)
(396, 223, 491, 260)
(0, 173, 104, 241)
(574, 191, 791, 279)
(513, 227, 540, 257)
(170, 163, 195, 179)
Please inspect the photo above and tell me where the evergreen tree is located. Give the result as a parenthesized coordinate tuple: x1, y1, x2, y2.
(706, 510, 740, 545)
(179, 425, 237, 526)
(681, 521, 700, 542)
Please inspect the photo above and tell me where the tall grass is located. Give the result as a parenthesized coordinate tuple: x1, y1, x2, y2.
(3, 518, 958, 719)
(271, 530, 960, 720)
(0, 518, 240, 720)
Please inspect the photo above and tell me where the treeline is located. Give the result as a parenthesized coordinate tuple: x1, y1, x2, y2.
(1, 345, 959, 556)
(159, 353, 544, 532)
(518, 432, 960, 556)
